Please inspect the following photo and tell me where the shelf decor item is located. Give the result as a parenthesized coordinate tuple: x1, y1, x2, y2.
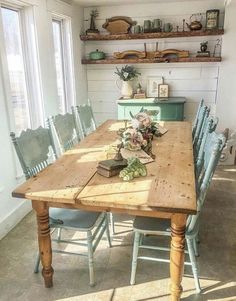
(115, 65, 141, 99)
(147, 76, 163, 97)
(86, 9, 100, 35)
(206, 9, 220, 30)
(196, 41, 210, 57)
(89, 49, 105, 60)
(102, 16, 136, 34)
(158, 84, 169, 98)
(186, 14, 203, 31)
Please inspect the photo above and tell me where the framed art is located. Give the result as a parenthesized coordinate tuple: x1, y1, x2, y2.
(158, 84, 169, 98)
(147, 77, 163, 97)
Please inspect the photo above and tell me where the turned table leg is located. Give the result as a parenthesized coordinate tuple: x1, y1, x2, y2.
(170, 214, 187, 301)
(32, 201, 54, 288)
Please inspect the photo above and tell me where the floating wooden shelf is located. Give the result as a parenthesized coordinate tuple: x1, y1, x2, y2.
(80, 29, 224, 41)
(82, 57, 222, 64)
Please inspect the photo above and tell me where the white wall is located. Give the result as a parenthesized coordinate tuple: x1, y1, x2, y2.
(216, 0, 236, 131)
(0, 0, 87, 239)
(83, 0, 225, 125)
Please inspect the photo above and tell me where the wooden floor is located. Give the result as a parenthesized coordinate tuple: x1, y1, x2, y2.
(0, 166, 236, 301)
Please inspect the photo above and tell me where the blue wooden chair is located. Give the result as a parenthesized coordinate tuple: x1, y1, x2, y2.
(72, 103, 96, 138)
(10, 126, 111, 286)
(192, 99, 204, 139)
(193, 104, 210, 159)
(130, 132, 226, 293)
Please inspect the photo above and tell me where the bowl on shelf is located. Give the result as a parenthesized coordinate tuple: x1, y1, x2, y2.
(89, 49, 106, 60)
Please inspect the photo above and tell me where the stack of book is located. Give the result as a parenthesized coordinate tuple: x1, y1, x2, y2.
(97, 159, 128, 178)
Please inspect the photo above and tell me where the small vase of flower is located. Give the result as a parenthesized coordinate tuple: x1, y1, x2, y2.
(115, 65, 141, 99)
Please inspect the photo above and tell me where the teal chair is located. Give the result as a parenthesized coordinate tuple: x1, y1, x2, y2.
(130, 132, 226, 293)
(72, 103, 96, 138)
(72, 104, 116, 235)
(10, 126, 111, 286)
(193, 104, 210, 159)
(192, 99, 204, 139)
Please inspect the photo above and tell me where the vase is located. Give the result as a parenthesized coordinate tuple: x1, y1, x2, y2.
(120, 80, 133, 99)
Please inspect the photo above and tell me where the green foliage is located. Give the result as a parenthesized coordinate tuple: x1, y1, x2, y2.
(115, 65, 141, 81)
(119, 157, 147, 181)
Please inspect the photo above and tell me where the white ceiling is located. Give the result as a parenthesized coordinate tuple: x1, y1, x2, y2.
(73, 0, 207, 7)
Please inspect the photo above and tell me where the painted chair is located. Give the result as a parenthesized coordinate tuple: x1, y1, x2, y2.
(10, 126, 111, 286)
(192, 99, 204, 139)
(46, 113, 80, 155)
(193, 104, 210, 160)
(72, 104, 116, 235)
(72, 103, 96, 138)
(130, 132, 226, 293)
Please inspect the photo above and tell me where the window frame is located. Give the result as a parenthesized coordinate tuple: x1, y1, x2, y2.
(52, 13, 75, 114)
(0, 2, 44, 180)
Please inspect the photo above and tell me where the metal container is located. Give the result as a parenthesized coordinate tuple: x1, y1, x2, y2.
(89, 49, 105, 60)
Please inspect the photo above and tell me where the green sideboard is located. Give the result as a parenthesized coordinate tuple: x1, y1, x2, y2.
(117, 97, 186, 121)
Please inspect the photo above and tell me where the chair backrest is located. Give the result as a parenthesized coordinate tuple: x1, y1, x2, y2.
(47, 113, 80, 153)
(187, 132, 226, 234)
(73, 104, 96, 137)
(195, 116, 218, 178)
(192, 99, 204, 139)
(10, 127, 56, 179)
(193, 105, 210, 153)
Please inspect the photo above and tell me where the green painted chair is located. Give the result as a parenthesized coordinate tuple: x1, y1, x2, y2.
(47, 113, 80, 155)
(130, 132, 226, 293)
(10, 126, 111, 286)
(192, 99, 204, 139)
(72, 103, 96, 137)
(193, 105, 210, 160)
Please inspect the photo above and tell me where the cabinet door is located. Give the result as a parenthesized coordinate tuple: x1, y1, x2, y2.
(123, 105, 159, 120)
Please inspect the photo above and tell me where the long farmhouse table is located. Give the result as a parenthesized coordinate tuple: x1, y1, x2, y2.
(12, 120, 196, 301)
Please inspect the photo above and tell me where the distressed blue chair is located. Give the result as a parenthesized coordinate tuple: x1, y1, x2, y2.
(10, 126, 111, 286)
(46, 113, 80, 155)
(130, 132, 226, 293)
(193, 104, 210, 159)
(192, 99, 204, 139)
(72, 103, 96, 138)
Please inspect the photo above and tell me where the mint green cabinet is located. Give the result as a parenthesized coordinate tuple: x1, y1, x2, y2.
(117, 97, 186, 121)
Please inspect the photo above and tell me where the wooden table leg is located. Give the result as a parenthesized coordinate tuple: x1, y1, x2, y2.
(32, 201, 54, 288)
(170, 214, 187, 301)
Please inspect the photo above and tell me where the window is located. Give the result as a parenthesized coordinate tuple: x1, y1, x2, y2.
(0, 5, 43, 135)
(52, 17, 75, 114)
(1, 7, 31, 134)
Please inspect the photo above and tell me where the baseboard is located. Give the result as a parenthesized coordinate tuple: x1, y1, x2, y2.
(0, 201, 32, 240)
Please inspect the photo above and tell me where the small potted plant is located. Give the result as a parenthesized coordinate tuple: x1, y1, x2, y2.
(115, 65, 141, 99)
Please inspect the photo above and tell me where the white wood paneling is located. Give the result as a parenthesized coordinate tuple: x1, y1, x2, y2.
(83, 0, 225, 125)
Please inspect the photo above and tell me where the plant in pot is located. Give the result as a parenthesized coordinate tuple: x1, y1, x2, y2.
(115, 65, 141, 99)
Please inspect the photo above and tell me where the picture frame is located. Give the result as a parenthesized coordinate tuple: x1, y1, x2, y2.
(146, 76, 163, 97)
(158, 84, 169, 98)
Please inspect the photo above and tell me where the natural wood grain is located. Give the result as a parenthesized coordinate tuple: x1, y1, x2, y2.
(12, 121, 121, 203)
(77, 121, 196, 214)
(82, 57, 222, 65)
(80, 29, 224, 41)
(170, 214, 187, 301)
(32, 201, 53, 288)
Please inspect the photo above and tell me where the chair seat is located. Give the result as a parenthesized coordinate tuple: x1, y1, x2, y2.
(133, 216, 171, 235)
(49, 208, 104, 230)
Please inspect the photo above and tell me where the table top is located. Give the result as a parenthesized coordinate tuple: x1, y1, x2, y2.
(12, 120, 197, 215)
(117, 97, 186, 104)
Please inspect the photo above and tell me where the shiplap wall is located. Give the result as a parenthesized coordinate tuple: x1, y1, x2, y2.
(83, 1, 225, 125)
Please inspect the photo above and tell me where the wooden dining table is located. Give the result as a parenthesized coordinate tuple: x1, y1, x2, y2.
(12, 120, 197, 301)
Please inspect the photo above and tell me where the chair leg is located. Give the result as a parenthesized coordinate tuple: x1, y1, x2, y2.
(193, 237, 199, 257)
(105, 214, 112, 248)
(130, 231, 140, 285)
(34, 252, 40, 273)
(187, 238, 201, 293)
(57, 228, 62, 241)
(87, 230, 95, 286)
(109, 212, 115, 235)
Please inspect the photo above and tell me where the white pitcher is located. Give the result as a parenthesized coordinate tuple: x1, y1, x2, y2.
(116, 80, 133, 99)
